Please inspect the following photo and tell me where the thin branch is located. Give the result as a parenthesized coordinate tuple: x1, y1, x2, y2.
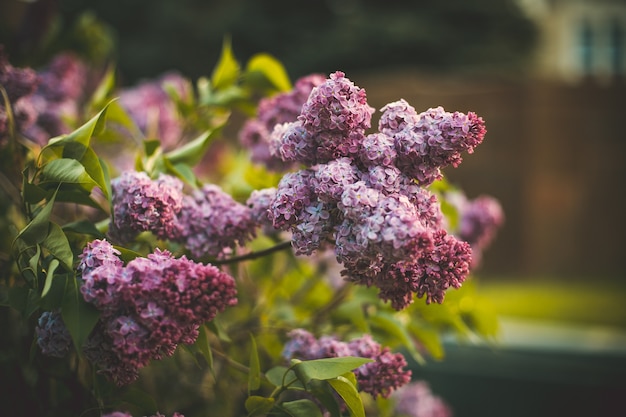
(212, 240, 292, 265)
(211, 348, 250, 375)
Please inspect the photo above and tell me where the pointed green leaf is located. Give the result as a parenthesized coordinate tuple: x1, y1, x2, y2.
(292, 356, 373, 384)
(278, 399, 324, 417)
(245, 396, 275, 416)
(63, 220, 106, 239)
(211, 37, 240, 90)
(41, 258, 60, 298)
(369, 312, 424, 365)
(306, 379, 342, 417)
(165, 128, 222, 166)
(196, 324, 214, 372)
(61, 276, 100, 353)
(42, 222, 74, 271)
(245, 53, 292, 92)
(79, 146, 109, 198)
(39, 158, 99, 192)
(248, 333, 261, 392)
(113, 246, 142, 263)
(327, 375, 365, 417)
(44, 103, 110, 156)
(14, 190, 57, 246)
(407, 322, 445, 360)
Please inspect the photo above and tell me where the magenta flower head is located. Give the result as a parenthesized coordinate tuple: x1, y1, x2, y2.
(175, 184, 256, 259)
(36, 310, 73, 358)
(456, 194, 504, 251)
(393, 106, 486, 186)
(393, 380, 453, 417)
(378, 99, 419, 136)
(283, 330, 411, 398)
(109, 171, 184, 243)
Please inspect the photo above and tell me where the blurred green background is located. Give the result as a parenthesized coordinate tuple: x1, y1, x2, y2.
(2, 1, 625, 416)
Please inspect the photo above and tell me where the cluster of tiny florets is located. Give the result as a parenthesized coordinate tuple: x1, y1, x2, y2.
(35, 310, 73, 358)
(283, 329, 411, 398)
(76, 239, 237, 385)
(109, 171, 184, 243)
(239, 74, 326, 170)
(392, 380, 453, 417)
(263, 72, 482, 308)
(448, 190, 504, 268)
(118, 72, 191, 150)
(175, 184, 256, 258)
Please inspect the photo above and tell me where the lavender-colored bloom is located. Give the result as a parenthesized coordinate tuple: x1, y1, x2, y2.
(393, 106, 486, 186)
(359, 132, 397, 167)
(109, 171, 184, 243)
(118, 72, 190, 149)
(246, 187, 279, 232)
(80, 243, 237, 385)
(312, 157, 360, 203)
(36, 310, 72, 358)
(299, 71, 374, 136)
(271, 120, 318, 165)
(269, 169, 317, 229)
(378, 99, 419, 136)
(283, 330, 411, 398)
(175, 184, 255, 259)
(291, 201, 334, 255)
(240, 73, 326, 170)
(78, 239, 123, 274)
(456, 194, 504, 250)
(393, 381, 453, 417)
(362, 165, 402, 195)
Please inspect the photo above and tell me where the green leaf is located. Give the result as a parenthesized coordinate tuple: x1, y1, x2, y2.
(292, 357, 373, 385)
(44, 103, 110, 156)
(39, 159, 99, 192)
(248, 333, 261, 392)
(79, 146, 110, 199)
(22, 182, 48, 204)
(42, 223, 75, 271)
(206, 318, 232, 342)
(369, 312, 424, 365)
(245, 396, 275, 416)
(211, 37, 240, 90)
(165, 128, 222, 166)
(41, 258, 60, 298)
(8, 286, 40, 317)
(113, 246, 142, 263)
(306, 379, 341, 417)
(327, 375, 365, 417)
(245, 53, 292, 92)
(88, 63, 116, 111)
(14, 190, 57, 246)
(195, 324, 214, 372)
(407, 322, 445, 360)
(61, 276, 100, 353)
(63, 220, 106, 239)
(278, 399, 324, 417)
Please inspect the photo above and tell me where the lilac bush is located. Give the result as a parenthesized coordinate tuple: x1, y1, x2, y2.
(2, 40, 504, 417)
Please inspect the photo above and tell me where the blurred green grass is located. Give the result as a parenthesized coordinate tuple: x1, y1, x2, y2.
(477, 278, 626, 329)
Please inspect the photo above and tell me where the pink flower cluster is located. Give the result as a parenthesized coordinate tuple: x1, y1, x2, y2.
(109, 171, 185, 243)
(448, 191, 504, 268)
(118, 72, 191, 150)
(239, 73, 326, 170)
(283, 329, 412, 399)
(393, 380, 453, 417)
(77, 239, 237, 385)
(35, 310, 73, 358)
(260, 72, 481, 308)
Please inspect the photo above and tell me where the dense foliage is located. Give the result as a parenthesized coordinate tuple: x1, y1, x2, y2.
(1, 37, 503, 417)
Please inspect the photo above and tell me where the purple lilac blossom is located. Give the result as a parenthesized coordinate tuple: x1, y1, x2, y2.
(378, 99, 420, 136)
(393, 380, 453, 417)
(282, 329, 411, 398)
(0, 47, 38, 145)
(23, 52, 87, 145)
(109, 171, 184, 243)
(35, 310, 72, 358)
(239, 73, 326, 170)
(175, 184, 256, 259)
(79, 240, 237, 385)
(118, 72, 190, 150)
(246, 187, 279, 233)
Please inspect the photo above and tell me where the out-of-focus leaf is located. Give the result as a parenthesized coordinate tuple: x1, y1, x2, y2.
(8, 286, 40, 317)
(369, 311, 424, 365)
(44, 103, 110, 157)
(292, 357, 372, 385)
(61, 276, 100, 353)
(245, 53, 292, 93)
(407, 322, 445, 360)
(245, 396, 275, 417)
(112, 246, 142, 263)
(196, 324, 214, 373)
(63, 220, 106, 239)
(327, 375, 365, 417)
(211, 37, 240, 90)
(165, 128, 222, 167)
(248, 334, 261, 392)
(277, 399, 324, 417)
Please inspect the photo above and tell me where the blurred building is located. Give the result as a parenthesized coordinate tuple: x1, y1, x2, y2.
(519, 0, 626, 84)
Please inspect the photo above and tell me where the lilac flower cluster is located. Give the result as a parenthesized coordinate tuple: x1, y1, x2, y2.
(0, 46, 38, 146)
(77, 239, 237, 385)
(35, 310, 73, 358)
(24, 52, 87, 145)
(239, 73, 326, 170)
(448, 191, 504, 268)
(263, 72, 481, 308)
(109, 171, 184, 243)
(118, 72, 191, 150)
(175, 184, 256, 258)
(283, 329, 411, 398)
(393, 380, 453, 417)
